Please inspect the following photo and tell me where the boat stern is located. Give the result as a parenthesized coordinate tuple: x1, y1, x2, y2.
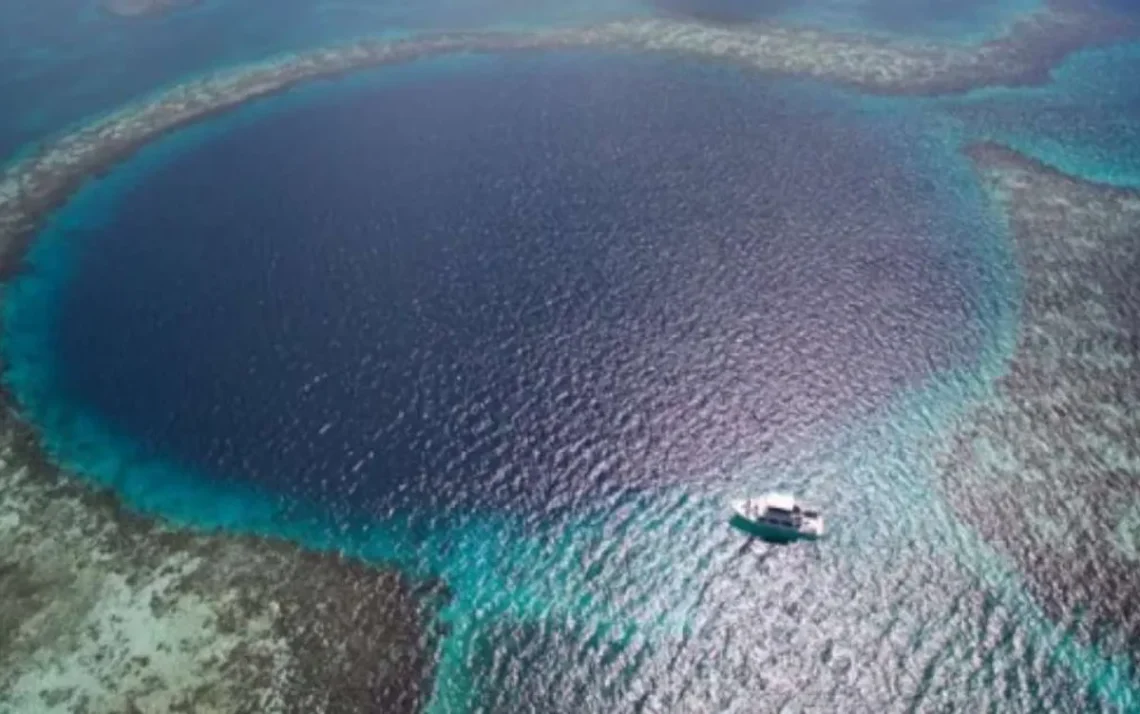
(800, 515, 825, 539)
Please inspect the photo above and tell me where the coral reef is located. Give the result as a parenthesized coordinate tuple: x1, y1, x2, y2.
(1, 3, 1139, 710)
(580, 4, 1136, 95)
(1, 4, 1135, 261)
(947, 143, 1140, 651)
(0, 411, 445, 713)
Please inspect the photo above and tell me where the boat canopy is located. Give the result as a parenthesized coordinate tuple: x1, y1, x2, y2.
(765, 493, 796, 511)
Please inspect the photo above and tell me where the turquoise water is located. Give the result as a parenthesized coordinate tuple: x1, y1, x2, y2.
(0, 0, 1068, 163)
(5, 44, 1140, 711)
(3, 2, 1140, 713)
(0, 0, 650, 160)
(931, 40, 1140, 187)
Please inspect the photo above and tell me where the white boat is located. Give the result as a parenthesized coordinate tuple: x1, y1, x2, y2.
(730, 493, 824, 541)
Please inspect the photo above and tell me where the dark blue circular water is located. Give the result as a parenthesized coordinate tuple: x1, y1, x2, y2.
(39, 54, 982, 518)
(13, 50, 1140, 713)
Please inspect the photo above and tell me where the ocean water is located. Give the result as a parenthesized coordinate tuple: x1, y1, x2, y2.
(25, 55, 993, 516)
(5, 0, 1140, 711)
(936, 41, 1140, 188)
(0, 0, 648, 161)
(0, 0, 1056, 164)
(5, 47, 1140, 713)
(656, 0, 1044, 42)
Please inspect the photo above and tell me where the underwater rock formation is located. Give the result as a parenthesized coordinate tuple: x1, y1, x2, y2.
(948, 143, 1140, 653)
(0, 412, 445, 713)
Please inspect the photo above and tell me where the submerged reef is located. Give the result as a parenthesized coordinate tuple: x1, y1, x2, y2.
(1, 5, 1136, 262)
(948, 144, 1140, 653)
(593, 3, 1137, 95)
(0, 411, 444, 713)
(100, 0, 200, 18)
(0, 4, 1139, 712)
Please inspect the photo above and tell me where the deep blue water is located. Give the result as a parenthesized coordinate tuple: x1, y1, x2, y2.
(0, 0, 1049, 163)
(6, 31, 1140, 714)
(0, 0, 648, 161)
(29, 55, 986, 520)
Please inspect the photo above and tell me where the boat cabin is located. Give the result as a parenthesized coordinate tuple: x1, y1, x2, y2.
(731, 492, 824, 539)
(760, 494, 818, 526)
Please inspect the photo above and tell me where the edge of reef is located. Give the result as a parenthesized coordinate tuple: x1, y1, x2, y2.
(942, 142, 1140, 657)
(2, 1, 1137, 265)
(0, 400, 450, 713)
(1, 4, 1139, 712)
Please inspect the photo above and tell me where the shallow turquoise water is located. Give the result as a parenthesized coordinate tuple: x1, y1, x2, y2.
(2, 1, 1140, 712)
(5, 45, 1140, 711)
(934, 40, 1140, 188)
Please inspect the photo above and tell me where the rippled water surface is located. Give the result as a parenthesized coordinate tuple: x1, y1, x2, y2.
(7, 50, 1131, 712)
(3, 1, 1140, 712)
(31, 56, 990, 514)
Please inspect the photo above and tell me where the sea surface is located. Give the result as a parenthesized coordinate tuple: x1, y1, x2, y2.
(3, 1, 1140, 713)
(17, 55, 996, 515)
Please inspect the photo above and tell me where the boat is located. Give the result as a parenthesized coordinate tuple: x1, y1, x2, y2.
(730, 493, 824, 541)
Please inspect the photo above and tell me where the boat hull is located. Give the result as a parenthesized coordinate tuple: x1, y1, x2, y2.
(730, 501, 824, 542)
(730, 515, 819, 542)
